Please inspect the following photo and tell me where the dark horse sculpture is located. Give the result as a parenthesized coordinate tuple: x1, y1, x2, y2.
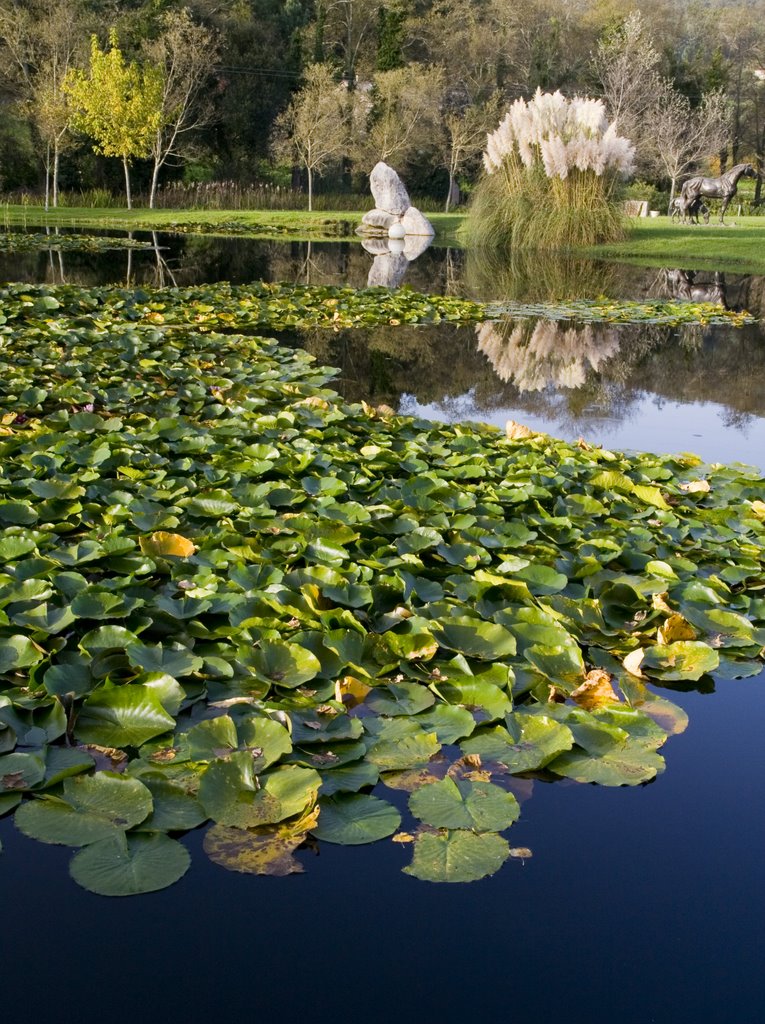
(670, 195, 710, 224)
(680, 163, 756, 223)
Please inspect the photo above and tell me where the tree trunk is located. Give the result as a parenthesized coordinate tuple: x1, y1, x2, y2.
(123, 156, 132, 210)
(53, 144, 60, 208)
(149, 158, 161, 210)
(149, 132, 163, 209)
(307, 165, 313, 212)
(668, 175, 678, 213)
(44, 142, 51, 213)
(445, 170, 455, 213)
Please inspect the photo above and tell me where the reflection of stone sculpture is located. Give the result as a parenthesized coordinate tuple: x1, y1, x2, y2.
(680, 163, 756, 224)
(366, 246, 409, 288)
(476, 318, 621, 392)
(359, 162, 434, 287)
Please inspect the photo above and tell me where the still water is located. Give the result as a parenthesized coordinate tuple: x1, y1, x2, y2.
(0, 231, 763, 1024)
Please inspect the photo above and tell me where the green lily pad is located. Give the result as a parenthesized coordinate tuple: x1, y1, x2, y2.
(139, 776, 207, 831)
(403, 829, 510, 883)
(413, 704, 476, 744)
(365, 720, 441, 771)
(311, 793, 401, 845)
(640, 641, 720, 681)
(461, 713, 574, 772)
(435, 617, 517, 660)
(318, 760, 380, 796)
(250, 640, 321, 688)
(198, 752, 320, 828)
(366, 680, 435, 716)
(69, 832, 190, 896)
(409, 777, 520, 832)
(75, 685, 176, 747)
(14, 772, 153, 845)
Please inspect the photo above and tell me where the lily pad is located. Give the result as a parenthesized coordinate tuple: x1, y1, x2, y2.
(75, 685, 176, 747)
(461, 713, 574, 772)
(311, 793, 401, 845)
(409, 777, 520, 832)
(403, 829, 510, 883)
(69, 832, 190, 896)
(14, 772, 153, 845)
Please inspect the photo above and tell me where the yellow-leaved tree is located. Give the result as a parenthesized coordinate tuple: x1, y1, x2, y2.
(64, 31, 163, 208)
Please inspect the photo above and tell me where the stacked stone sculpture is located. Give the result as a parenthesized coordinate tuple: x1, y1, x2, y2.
(358, 162, 434, 287)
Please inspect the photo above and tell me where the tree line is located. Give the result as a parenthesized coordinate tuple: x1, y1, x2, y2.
(0, 0, 762, 209)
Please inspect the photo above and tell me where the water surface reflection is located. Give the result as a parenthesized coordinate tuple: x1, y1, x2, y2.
(293, 315, 765, 469)
(1, 228, 764, 1024)
(2, 228, 763, 315)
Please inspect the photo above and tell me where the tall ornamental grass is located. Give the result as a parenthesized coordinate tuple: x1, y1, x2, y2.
(468, 89, 635, 251)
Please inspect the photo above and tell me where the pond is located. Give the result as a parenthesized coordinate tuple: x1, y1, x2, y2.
(0, 230, 763, 1024)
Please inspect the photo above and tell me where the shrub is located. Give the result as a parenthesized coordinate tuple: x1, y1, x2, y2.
(468, 89, 634, 252)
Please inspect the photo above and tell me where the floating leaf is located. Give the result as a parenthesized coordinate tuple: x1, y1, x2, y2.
(640, 641, 719, 681)
(436, 617, 517, 660)
(203, 807, 319, 876)
(250, 640, 321, 689)
(75, 685, 176, 747)
(461, 713, 573, 772)
(409, 777, 520, 832)
(311, 793, 401, 845)
(366, 680, 435, 717)
(69, 832, 190, 896)
(403, 830, 510, 883)
(139, 532, 196, 558)
(15, 773, 152, 845)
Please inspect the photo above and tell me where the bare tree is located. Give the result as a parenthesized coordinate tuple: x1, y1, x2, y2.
(315, 0, 379, 82)
(592, 10, 661, 170)
(352, 64, 443, 172)
(439, 90, 501, 211)
(650, 85, 730, 208)
(272, 63, 349, 210)
(142, 8, 219, 209)
(0, 0, 87, 207)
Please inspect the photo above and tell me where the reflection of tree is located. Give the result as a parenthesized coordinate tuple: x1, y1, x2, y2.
(476, 318, 621, 391)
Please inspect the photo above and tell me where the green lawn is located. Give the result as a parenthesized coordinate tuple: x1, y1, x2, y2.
(1, 203, 763, 269)
(589, 215, 765, 272)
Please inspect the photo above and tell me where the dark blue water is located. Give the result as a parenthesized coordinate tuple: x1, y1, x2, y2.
(2, 674, 763, 1023)
(1, 233, 763, 1024)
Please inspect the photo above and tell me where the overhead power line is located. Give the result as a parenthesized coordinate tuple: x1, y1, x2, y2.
(213, 64, 303, 79)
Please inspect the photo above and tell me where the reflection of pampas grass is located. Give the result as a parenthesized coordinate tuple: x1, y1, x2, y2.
(465, 248, 623, 303)
(476, 318, 621, 392)
(469, 89, 632, 252)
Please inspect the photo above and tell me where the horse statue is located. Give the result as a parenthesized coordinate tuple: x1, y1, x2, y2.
(670, 195, 710, 225)
(680, 163, 756, 223)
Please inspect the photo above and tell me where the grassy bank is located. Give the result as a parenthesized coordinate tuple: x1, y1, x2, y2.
(1, 203, 763, 269)
(0, 204, 465, 245)
(588, 215, 765, 272)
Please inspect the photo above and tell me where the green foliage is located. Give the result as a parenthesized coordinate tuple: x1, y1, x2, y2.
(376, 3, 406, 72)
(0, 278, 763, 893)
(63, 30, 163, 207)
(65, 32, 163, 162)
(623, 179, 666, 212)
(0, 232, 154, 253)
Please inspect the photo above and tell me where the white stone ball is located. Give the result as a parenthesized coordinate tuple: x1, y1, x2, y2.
(387, 237, 406, 254)
(388, 221, 406, 240)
